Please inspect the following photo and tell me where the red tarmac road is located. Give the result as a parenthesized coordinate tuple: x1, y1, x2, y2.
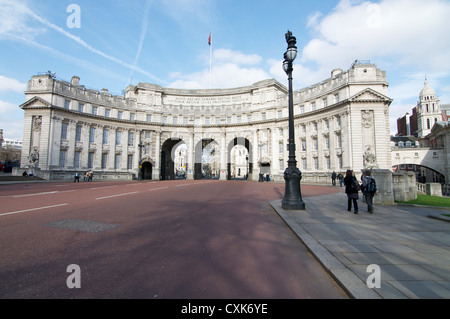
(0, 179, 346, 299)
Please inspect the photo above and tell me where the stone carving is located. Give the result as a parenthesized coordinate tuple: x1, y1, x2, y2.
(361, 110, 373, 128)
(363, 145, 377, 168)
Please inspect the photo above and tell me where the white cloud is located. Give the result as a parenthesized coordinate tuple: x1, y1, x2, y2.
(302, 0, 450, 72)
(214, 49, 262, 66)
(169, 50, 270, 89)
(0, 100, 23, 140)
(0, 75, 27, 92)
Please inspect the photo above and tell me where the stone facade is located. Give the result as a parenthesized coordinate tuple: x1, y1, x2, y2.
(19, 61, 392, 182)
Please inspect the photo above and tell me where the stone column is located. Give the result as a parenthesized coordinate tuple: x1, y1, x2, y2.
(220, 132, 227, 180)
(187, 132, 194, 180)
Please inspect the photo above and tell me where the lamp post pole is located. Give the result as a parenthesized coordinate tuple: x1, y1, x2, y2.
(282, 31, 305, 210)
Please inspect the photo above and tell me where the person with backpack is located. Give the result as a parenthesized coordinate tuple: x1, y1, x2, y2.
(344, 169, 359, 214)
(362, 170, 377, 214)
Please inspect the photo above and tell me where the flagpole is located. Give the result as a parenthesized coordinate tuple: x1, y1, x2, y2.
(209, 32, 212, 89)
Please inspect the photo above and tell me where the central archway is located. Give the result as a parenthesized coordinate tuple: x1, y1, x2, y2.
(194, 139, 220, 180)
(227, 137, 253, 181)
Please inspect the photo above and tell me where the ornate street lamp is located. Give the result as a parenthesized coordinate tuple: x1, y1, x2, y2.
(282, 31, 305, 210)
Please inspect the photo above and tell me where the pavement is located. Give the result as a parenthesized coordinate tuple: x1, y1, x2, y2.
(270, 189, 450, 299)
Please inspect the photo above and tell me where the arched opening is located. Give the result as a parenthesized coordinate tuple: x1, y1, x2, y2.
(161, 138, 186, 180)
(141, 162, 153, 180)
(194, 139, 220, 180)
(392, 163, 445, 184)
(227, 137, 253, 181)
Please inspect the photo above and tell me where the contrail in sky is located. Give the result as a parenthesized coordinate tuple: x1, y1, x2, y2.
(128, 0, 155, 87)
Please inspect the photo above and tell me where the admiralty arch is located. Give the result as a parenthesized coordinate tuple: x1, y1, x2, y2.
(19, 61, 392, 182)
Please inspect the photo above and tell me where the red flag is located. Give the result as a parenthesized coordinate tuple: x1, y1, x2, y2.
(208, 33, 211, 46)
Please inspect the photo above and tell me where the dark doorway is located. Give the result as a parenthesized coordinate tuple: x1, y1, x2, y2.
(141, 162, 153, 180)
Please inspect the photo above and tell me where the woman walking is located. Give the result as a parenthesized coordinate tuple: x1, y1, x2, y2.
(344, 169, 359, 214)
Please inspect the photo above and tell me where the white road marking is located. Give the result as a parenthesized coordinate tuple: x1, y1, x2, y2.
(90, 186, 118, 190)
(95, 191, 139, 200)
(149, 187, 169, 191)
(0, 204, 68, 217)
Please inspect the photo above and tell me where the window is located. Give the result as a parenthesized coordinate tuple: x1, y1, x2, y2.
(130, 113, 135, 121)
(278, 110, 282, 118)
(325, 119, 329, 129)
(115, 130, 121, 145)
(89, 127, 96, 143)
(205, 117, 210, 125)
(337, 155, 342, 169)
(128, 131, 134, 146)
(335, 93, 339, 103)
(115, 154, 121, 170)
(59, 150, 66, 168)
(323, 98, 328, 108)
(101, 153, 108, 169)
(162, 116, 167, 124)
(147, 114, 152, 122)
(78, 103, 84, 112)
(279, 159, 284, 171)
(127, 155, 133, 169)
(311, 102, 316, 111)
(300, 105, 305, 114)
(337, 134, 342, 148)
(103, 128, 108, 144)
(313, 122, 318, 132)
(237, 116, 241, 123)
(184, 117, 189, 125)
(61, 122, 68, 140)
(227, 117, 231, 124)
(314, 157, 319, 170)
(88, 152, 95, 169)
(173, 117, 178, 125)
(427, 118, 430, 129)
(313, 138, 318, 151)
(216, 118, 221, 125)
(261, 112, 266, 120)
(145, 131, 151, 139)
(279, 143, 284, 154)
(105, 109, 111, 117)
(325, 136, 330, 149)
(75, 125, 82, 142)
(302, 158, 307, 170)
(64, 100, 70, 109)
(74, 151, 81, 169)
(302, 140, 307, 152)
(92, 106, 98, 115)
(247, 115, 252, 122)
(336, 116, 341, 127)
(118, 111, 123, 120)
(325, 156, 330, 170)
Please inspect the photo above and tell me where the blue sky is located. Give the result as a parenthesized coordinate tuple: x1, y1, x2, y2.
(1, 0, 450, 140)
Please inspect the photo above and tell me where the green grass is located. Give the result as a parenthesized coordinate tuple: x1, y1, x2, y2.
(396, 194, 450, 208)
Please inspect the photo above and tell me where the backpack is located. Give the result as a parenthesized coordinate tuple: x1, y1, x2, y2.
(367, 177, 377, 193)
(351, 177, 360, 192)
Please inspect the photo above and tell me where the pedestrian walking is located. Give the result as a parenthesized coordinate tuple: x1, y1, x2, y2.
(344, 169, 359, 214)
(74, 172, 80, 183)
(88, 170, 93, 182)
(362, 170, 377, 213)
(331, 171, 337, 186)
(338, 172, 344, 187)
